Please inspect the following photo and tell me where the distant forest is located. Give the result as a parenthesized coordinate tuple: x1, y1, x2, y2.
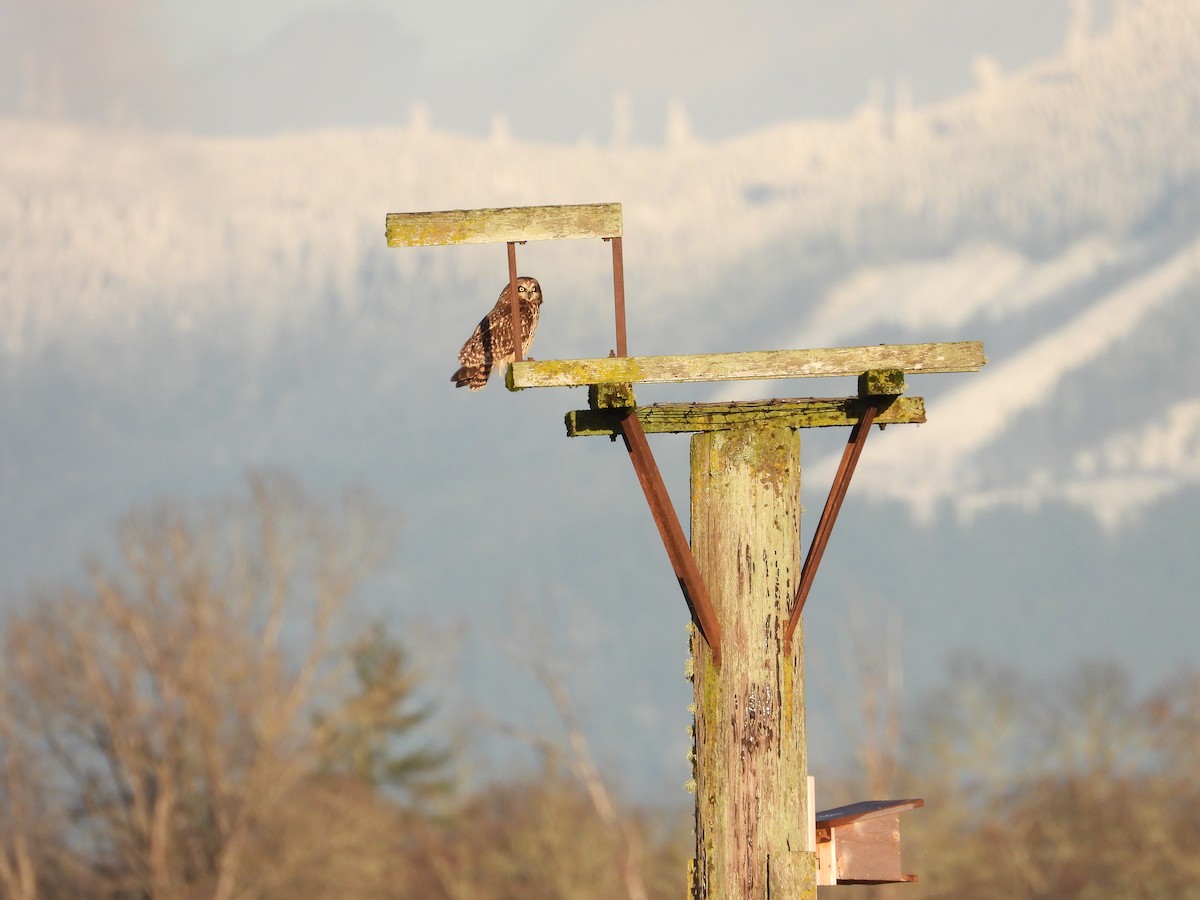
(1, 476, 1196, 898)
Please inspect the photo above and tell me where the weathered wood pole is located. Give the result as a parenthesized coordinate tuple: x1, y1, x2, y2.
(690, 426, 813, 899)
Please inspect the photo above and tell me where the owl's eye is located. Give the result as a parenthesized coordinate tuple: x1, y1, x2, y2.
(518, 285, 526, 292)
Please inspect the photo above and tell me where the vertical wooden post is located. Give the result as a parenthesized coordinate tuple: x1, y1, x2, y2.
(690, 426, 814, 899)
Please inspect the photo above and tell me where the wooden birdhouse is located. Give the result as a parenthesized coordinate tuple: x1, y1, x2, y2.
(813, 789, 924, 886)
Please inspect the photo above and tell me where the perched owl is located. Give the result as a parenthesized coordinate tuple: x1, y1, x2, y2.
(452, 276, 543, 390)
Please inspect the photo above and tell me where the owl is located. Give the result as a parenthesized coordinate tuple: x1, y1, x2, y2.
(451, 276, 543, 390)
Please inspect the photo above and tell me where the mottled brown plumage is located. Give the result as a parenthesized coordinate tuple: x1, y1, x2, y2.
(452, 276, 543, 390)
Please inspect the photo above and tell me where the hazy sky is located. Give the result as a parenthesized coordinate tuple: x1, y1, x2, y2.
(3, 0, 1086, 140)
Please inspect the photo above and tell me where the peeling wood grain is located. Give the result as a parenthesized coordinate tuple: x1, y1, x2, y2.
(566, 396, 925, 436)
(690, 427, 809, 899)
(512, 342, 986, 388)
(385, 202, 622, 246)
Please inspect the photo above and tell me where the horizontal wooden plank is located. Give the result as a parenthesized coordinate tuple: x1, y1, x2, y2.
(566, 397, 926, 437)
(386, 202, 622, 246)
(509, 342, 985, 389)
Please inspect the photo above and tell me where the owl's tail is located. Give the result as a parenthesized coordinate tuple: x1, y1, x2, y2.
(452, 364, 491, 390)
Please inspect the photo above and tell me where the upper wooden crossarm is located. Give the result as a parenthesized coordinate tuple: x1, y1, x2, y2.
(385, 202, 622, 246)
(508, 342, 986, 389)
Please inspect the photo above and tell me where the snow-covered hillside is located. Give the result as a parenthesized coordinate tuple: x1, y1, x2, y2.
(3, 0, 1196, 530)
(3, 0, 1196, 336)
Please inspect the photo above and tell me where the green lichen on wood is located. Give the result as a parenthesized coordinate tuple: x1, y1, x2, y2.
(694, 624, 722, 735)
(509, 342, 985, 389)
(859, 368, 906, 396)
(781, 624, 801, 735)
(768, 852, 818, 899)
(505, 358, 587, 391)
(743, 424, 798, 496)
(508, 358, 645, 391)
(564, 396, 926, 436)
(385, 202, 622, 247)
(588, 381, 636, 410)
(690, 427, 808, 899)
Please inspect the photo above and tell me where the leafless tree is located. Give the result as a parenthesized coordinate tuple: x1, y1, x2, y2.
(887, 659, 1200, 900)
(0, 655, 44, 899)
(816, 593, 906, 802)
(0, 471, 431, 898)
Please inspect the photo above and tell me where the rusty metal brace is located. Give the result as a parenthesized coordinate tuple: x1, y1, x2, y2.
(784, 402, 879, 649)
(506, 241, 523, 362)
(618, 410, 723, 665)
(604, 236, 717, 656)
(605, 236, 628, 358)
(509, 232, 624, 363)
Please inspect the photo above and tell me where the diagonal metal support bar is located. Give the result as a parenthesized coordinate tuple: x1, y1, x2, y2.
(618, 410, 722, 665)
(784, 403, 879, 647)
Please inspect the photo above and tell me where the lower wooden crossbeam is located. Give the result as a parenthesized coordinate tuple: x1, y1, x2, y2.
(565, 396, 924, 437)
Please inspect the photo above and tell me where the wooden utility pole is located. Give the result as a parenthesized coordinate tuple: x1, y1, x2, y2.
(385, 201, 984, 898)
(691, 426, 812, 899)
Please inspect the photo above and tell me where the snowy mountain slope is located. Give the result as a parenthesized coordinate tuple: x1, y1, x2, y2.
(794, 233, 1200, 526)
(3, 0, 1196, 356)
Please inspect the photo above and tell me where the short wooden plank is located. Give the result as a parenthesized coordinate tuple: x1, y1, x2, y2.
(588, 381, 636, 410)
(816, 799, 924, 830)
(816, 834, 838, 886)
(566, 397, 926, 437)
(859, 368, 906, 396)
(510, 342, 985, 388)
(385, 202, 622, 246)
